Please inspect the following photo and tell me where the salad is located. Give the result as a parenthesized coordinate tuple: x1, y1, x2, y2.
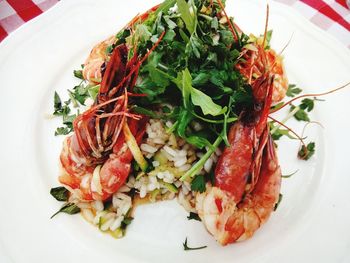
(50, 0, 321, 247)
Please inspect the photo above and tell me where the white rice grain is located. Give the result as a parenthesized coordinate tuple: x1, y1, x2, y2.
(100, 217, 115, 231)
(76, 202, 91, 209)
(118, 185, 131, 193)
(163, 171, 174, 183)
(204, 158, 213, 173)
(110, 216, 124, 231)
(141, 144, 158, 153)
(140, 184, 147, 198)
(153, 138, 165, 144)
(92, 200, 104, 212)
(81, 208, 95, 223)
(174, 180, 182, 188)
(152, 161, 160, 167)
(215, 148, 222, 156)
(178, 164, 191, 172)
(163, 145, 177, 157)
(174, 157, 187, 167)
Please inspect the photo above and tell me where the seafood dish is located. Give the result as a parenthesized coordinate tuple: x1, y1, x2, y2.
(50, 0, 322, 246)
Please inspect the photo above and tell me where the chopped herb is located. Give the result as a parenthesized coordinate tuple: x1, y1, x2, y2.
(54, 91, 62, 112)
(187, 212, 201, 221)
(291, 98, 317, 122)
(286, 84, 302, 97)
(299, 98, 314, 112)
(50, 186, 69, 201)
(183, 237, 207, 251)
(298, 142, 315, 160)
(55, 126, 71, 136)
(271, 127, 291, 141)
(121, 216, 134, 229)
(291, 105, 310, 122)
(274, 193, 283, 211)
(190, 175, 206, 193)
(51, 203, 80, 219)
(282, 169, 299, 178)
(53, 91, 70, 116)
(73, 70, 84, 80)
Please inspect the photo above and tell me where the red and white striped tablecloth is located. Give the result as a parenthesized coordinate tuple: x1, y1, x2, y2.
(0, 0, 349, 47)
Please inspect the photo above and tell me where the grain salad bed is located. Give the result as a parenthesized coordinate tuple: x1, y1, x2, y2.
(68, 118, 221, 237)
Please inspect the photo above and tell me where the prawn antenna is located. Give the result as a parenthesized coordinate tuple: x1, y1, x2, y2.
(217, 0, 239, 42)
(268, 116, 307, 149)
(271, 82, 350, 113)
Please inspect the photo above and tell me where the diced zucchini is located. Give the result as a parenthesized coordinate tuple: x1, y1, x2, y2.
(149, 189, 160, 202)
(110, 228, 124, 239)
(163, 182, 178, 193)
(153, 151, 168, 165)
(123, 123, 148, 172)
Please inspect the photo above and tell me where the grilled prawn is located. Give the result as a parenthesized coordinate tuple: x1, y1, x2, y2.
(196, 24, 287, 245)
(59, 44, 146, 201)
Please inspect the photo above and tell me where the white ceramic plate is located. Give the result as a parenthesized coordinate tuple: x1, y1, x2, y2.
(1, 0, 350, 262)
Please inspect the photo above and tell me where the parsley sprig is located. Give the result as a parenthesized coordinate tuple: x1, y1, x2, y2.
(183, 237, 207, 251)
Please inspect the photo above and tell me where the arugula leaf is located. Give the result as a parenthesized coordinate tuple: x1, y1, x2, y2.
(188, 35, 202, 58)
(183, 237, 207, 251)
(177, 68, 193, 109)
(164, 29, 176, 42)
(186, 135, 212, 149)
(135, 24, 152, 42)
(286, 84, 302, 97)
(187, 212, 201, 221)
(191, 88, 226, 116)
(191, 175, 206, 193)
(211, 17, 218, 30)
(50, 187, 69, 202)
(177, 0, 196, 34)
(298, 142, 315, 160)
(155, 0, 176, 16)
(164, 16, 177, 29)
(51, 203, 80, 219)
(176, 108, 193, 138)
(88, 84, 100, 101)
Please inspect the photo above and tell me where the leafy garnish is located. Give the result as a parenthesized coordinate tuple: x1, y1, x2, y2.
(190, 175, 206, 193)
(291, 105, 310, 122)
(53, 92, 70, 116)
(54, 126, 71, 136)
(298, 142, 315, 160)
(183, 237, 207, 251)
(73, 70, 84, 80)
(282, 170, 299, 179)
(121, 216, 134, 230)
(299, 98, 314, 112)
(286, 84, 302, 97)
(187, 212, 201, 221)
(177, 0, 196, 34)
(270, 122, 295, 141)
(191, 88, 226, 116)
(291, 98, 316, 122)
(50, 203, 80, 219)
(274, 193, 283, 211)
(50, 187, 69, 201)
